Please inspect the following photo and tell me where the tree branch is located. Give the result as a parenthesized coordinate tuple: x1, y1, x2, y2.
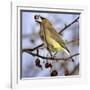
(23, 50, 79, 61)
(70, 63, 79, 75)
(22, 43, 44, 52)
(66, 39, 79, 45)
(59, 16, 79, 34)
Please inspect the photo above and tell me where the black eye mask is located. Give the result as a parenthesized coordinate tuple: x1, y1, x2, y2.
(34, 15, 40, 20)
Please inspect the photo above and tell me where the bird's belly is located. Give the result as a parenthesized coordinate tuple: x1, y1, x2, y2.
(47, 36, 63, 52)
(39, 30, 64, 52)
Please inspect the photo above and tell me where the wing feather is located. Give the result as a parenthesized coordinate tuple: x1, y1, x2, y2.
(47, 26, 70, 53)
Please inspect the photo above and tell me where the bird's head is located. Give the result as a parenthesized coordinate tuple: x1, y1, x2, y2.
(34, 15, 52, 28)
(34, 15, 46, 23)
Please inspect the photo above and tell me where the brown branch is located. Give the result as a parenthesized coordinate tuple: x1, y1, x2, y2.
(65, 63, 79, 76)
(22, 43, 44, 52)
(70, 63, 79, 75)
(59, 16, 79, 34)
(66, 39, 79, 45)
(23, 50, 79, 61)
(66, 53, 79, 60)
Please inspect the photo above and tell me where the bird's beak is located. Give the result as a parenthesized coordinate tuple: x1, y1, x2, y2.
(34, 15, 42, 23)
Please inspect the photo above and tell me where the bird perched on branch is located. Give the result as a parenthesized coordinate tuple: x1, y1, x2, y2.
(34, 15, 74, 61)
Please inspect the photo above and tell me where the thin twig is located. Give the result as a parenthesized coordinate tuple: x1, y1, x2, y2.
(70, 63, 79, 75)
(66, 53, 79, 60)
(66, 39, 79, 45)
(23, 50, 79, 61)
(22, 43, 44, 52)
(59, 17, 79, 34)
(37, 49, 39, 55)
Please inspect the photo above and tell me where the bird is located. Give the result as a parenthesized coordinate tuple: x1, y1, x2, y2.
(34, 15, 74, 61)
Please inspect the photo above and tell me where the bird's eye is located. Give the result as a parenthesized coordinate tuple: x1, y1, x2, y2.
(34, 15, 39, 20)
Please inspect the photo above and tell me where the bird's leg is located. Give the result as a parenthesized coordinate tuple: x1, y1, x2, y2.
(49, 50, 53, 58)
(53, 52, 58, 57)
(47, 47, 53, 58)
(71, 58, 75, 62)
(49, 51, 53, 57)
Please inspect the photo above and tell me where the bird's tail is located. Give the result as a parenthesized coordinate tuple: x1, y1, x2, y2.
(64, 48, 74, 62)
(64, 48, 70, 56)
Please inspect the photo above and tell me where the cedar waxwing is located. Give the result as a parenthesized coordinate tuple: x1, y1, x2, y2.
(34, 15, 74, 61)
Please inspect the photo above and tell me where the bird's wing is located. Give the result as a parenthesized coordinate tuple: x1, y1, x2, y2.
(48, 26, 70, 53)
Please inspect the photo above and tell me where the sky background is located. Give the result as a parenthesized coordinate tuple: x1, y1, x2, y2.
(21, 11, 80, 78)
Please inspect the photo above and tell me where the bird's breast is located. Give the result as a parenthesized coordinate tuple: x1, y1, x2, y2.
(39, 28, 64, 52)
(39, 30, 45, 41)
